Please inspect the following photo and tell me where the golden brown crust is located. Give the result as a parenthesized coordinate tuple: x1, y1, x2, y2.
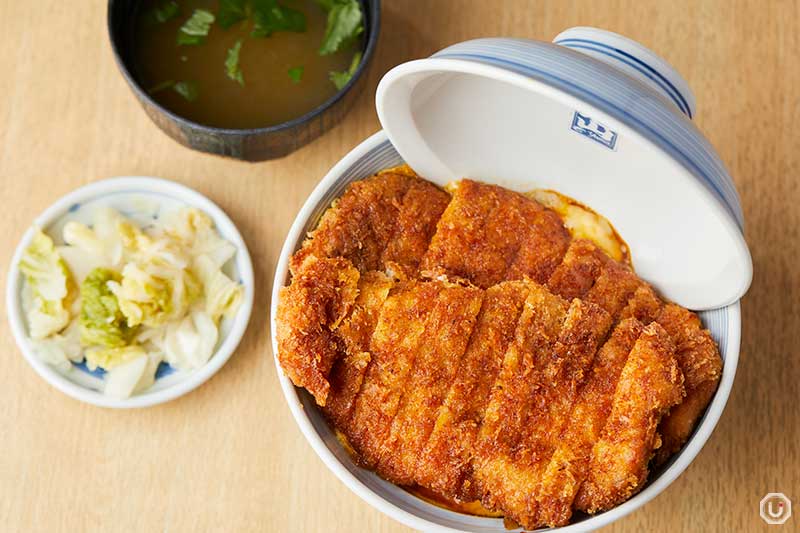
(345, 281, 442, 467)
(381, 179, 452, 278)
(584, 261, 644, 319)
(574, 322, 685, 513)
(619, 284, 664, 324)
(417, 281, 531, 500)
(276, 172, 724, 526)
(375, 284, 483, 485)
(291, 171, 449, 276)
(474, 284, 569, 513)
(421, 180, 570, 288)
(479, 299, 612, 528)
(323, 271, 395, 430)
(533, 318, 645, 527)
(654, 305, 722, 463)
(275, 256, 359, 406)
(505, 207, 571, 284)
(547, 239, 609, 300)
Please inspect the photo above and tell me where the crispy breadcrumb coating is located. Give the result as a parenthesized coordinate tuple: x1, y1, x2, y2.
(276, 170, 722, 529)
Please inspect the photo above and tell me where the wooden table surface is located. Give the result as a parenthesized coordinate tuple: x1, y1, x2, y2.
(1, 1, 798, 532)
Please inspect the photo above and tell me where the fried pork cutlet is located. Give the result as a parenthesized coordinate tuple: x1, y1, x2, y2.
(654, 304, 722, 464)
(574, 323, 685, 513)
(584, 260, 644, 320)
(276, 256, 359, 406)
(344, 281, 441, 467)
(473, 284, 569, 511)
(478, 298, 612, 528)
(619, 284, 664, 324)
(291, 168, 450, 277)
(276, 170, 724, 528)
(323, 271, 395, 430)
(421, 180, 570, 288)
(547, 238, 609, 300)
(417, 281, 531, 501)
(376, 284, 483, 485)
(345, 280, 483, 470)
(533, 318, 644, 527)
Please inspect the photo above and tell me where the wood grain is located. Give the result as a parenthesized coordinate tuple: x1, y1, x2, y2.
(0, 1, 797, 532)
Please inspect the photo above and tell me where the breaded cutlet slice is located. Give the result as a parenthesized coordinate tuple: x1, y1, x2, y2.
(584, 261, 644, 319)
(323, 271, 395, 430)
(619, 284, 664, 325)
(416, 281, 531, 501)
(421, 180, 570, 288)
(574, 322, 685, 513)
(486, 299, 612, 530)
(375, 284, 483, 485)
(380, 173, 453, 278)
(276, 256, 359, 406)
(547, 239, 609, 300)
(291, 168, 450, 276)
(532, 318, 645, 527)
(504, 203, 571, 284)
(345, 280, 483, 468)
(653, 304, 722, 464)
(344, 281, 441, 467)
(473, 284, 569, 512)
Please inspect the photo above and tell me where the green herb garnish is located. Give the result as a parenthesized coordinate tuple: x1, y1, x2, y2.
(149, 80, 200, 102)
(143, 0, 180, 25)
(148, 1, 363, 103)
(173, 81, 200, 101)
(217, 0, 248, 29)
(251, 0, 307, 38)
(288, 66, 304, 83)
(317, 0, 363, 55)
(177, 9, 215, 45)
(225, 40, 245, 86)
(329, 50, 361, 90)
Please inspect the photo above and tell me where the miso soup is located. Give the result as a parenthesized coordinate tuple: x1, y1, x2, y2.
(134, 0, 364, 129)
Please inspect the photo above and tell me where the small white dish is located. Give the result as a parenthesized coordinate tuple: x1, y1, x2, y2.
(7, 177, 254, 408)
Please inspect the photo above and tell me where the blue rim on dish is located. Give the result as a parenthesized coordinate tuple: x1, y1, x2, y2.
(432, 38, 743, 229)
(7, 177, 255, 408)
(554, 38, 693, 118)
(51, 190, 238, 386)
(272, 130, 741, 532)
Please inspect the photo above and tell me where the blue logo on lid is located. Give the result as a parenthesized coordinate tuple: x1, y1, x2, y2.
(571, 111, 618, 150)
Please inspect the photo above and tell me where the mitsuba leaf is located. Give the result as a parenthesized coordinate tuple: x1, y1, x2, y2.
(217, 0, 248, 29)
(173, 81, 200, 101)
(143, 0, 180, 25)
(177, 9, 215, 45)
(226, 39, 245, 85)
(251, 0, 307, 37)
(329, 50, 362, 90)
(288, 66, 304, 83)
(318, 0, 363, 55)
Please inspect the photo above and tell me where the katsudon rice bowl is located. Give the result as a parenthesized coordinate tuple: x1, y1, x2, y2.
(271, 133, 741, 533)
(272, 31, 747, 532)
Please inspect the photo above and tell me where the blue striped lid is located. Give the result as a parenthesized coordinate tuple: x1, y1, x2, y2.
(376, 29, 752, 310)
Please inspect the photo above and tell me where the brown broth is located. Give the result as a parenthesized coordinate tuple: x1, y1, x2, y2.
(134, 0, 358, 129)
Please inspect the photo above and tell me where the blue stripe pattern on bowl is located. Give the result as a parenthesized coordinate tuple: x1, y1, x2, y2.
(291, 136, 734, 532)
(431, 38, 744, 230)
(554, 38, 693, 118)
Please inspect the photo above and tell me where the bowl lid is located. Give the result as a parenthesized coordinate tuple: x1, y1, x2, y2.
(375, 27, 751, 310)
